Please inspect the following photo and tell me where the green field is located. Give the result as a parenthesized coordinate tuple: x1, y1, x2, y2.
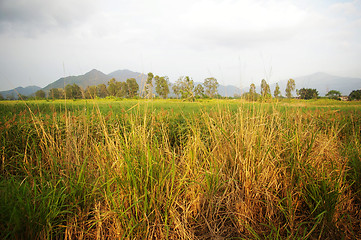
(1, 99, 360, 239)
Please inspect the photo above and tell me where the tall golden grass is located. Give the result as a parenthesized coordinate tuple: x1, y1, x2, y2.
(0, 101, 360, 239)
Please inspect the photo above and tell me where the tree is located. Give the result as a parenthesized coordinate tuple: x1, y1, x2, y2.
(97, 84, 108, 98)
(35, 89, 46, 99)
(126, 78, 139, 98)
(65, 83, 82, 99)
(49, 88, 62, 99)
(349, 90, 361, 101)
(274, 83, 281, 98)
(145, 72, 154, 98)
(326, 90, 341, 100)
(155, 76, 170, 99)
(285, 78, 296, 98)
(203, 77, 219, 98)
(298, 88, 319, 100)
(117, 82, 128, 98)
(260, 79, 271, 98)
(0, 94, 4, 100)
(85, 86, 97, 99)
(173, 76, 194, 100)
(107, 78, 118, 96)
(194, 84, 205, 98)
(244, 83, 258, 101)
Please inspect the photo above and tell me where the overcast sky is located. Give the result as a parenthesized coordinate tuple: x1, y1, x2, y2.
(0, 0, 360, 91)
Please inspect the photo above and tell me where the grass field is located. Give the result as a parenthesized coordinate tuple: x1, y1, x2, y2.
(1, 99, 360, 239)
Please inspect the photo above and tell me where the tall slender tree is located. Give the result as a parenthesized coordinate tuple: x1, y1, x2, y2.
(285, 78, 296, 98)
(274, 83, 281, 98)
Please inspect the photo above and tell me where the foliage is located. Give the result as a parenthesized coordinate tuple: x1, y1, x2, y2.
(172, 76, 195, 100)
(145, 72, 154, 98)
(155, 75, 170, 99)
(126, 78, 139, 98)
(84, 85, 97, 99)
(349, 89, 361, 101)
(299, 88, 319, 99)
(97, 84, 108, 98)
(64, 83, 82, 99)
(326, 90, 341, 100)
(244, 83, 259, 101)
(203, 77, 219, 98)
(48, 88, 64, 99)
(274, 83, 281, 98)
(35, 90, 46, 99)
(194, 84, 205, 98)
(260, 79, 271, 98)
(285, 78, 296, 98)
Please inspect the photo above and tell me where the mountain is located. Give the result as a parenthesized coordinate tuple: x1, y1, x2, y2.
(0, 86, 41, 99)
(42, 69, 110, 92)
(270, 72, 361, 96)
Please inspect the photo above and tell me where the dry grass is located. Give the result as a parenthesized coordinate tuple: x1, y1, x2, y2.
(0, 100, 360, 239)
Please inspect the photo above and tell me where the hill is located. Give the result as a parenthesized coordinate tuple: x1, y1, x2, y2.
(0, 86, 41, 99)
(42, 69, 110, 92)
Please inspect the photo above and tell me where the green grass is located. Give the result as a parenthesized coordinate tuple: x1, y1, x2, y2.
(0, 98, 360, 239)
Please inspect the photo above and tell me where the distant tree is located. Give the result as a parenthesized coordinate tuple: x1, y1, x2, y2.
(172, 84, 181, 98)
(85, 85, 97, 99)
(145, 72, 154, 98)
(155, 76, 170, 99)
(285, 78, 296, 98)
(173, 76, 194, 100)
(97, 84, 108, 98)
(274, 83, 281, 98)
(107, 78, 118, 96)
(299, 88, 319, 99)
(247, 83, 258, 101)
(194, 84, 205, 98)
(35, 89, 46, 99)
(17, 94, 28, 100)
(326, 90, 341, 100)
(6, 93, 15, 100)
(126, 78, 139, 98)
(49, 88, 62, 99)
(0, 94, 4, 100)
(349, 90, 361, 101)
(260, 79, 271, 98)
(65, 83, 82, 99)
(117, 82, 128, 98)
(203, 77, 219, 98)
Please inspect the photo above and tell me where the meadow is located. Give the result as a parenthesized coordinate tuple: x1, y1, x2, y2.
(0, 99, 360, 239)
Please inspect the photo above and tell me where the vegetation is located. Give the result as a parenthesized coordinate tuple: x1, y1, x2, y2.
(349, 89, 361, 101)
(1, 99, 360, 239)
(299, 88, 319, 99)
(285, 78, 296, 98)
(326, 90, 342, 100)
(203, 77, 219, 98)
(274, 83, 281, 98)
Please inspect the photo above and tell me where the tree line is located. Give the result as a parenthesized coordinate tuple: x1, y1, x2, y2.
(242, 78, 361, 101)
(20, 73, 220, 100)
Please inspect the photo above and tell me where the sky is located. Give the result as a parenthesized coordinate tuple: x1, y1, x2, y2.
(0, 0, 360, 91)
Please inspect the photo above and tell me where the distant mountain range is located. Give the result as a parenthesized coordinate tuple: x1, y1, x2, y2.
(1, 70, 360, 99)
(0, 86, 41, 99)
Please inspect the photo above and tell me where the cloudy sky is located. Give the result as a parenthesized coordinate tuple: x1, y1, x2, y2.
(0, 0, 360, 91)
